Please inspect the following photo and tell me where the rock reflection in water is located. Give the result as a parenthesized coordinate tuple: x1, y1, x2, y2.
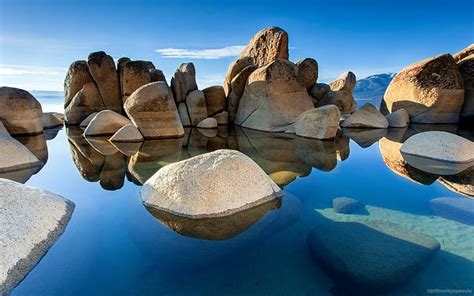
(145, 198, 282, 240)
(342, 128, 387, 148)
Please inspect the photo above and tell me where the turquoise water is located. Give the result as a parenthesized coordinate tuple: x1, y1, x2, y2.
(6, 95, 474, 295)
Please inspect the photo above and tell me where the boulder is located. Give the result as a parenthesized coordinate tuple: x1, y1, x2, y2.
(329, 71, 356, 93)
(235, 60, 314, 132)
(238, 27, 289, 67)
(124, 81, 184, 138)
(0, 87, 43, 135)
(87, 51, 122, 113)
(79, 112, 98, 128)
(202, 86, 226, 116)
(332, 197, 362, 214)
(309, 83, 330, 103)
(120, 60, 154, 103)
(83, 110, 132, 137)
(41, 112, 64, 129)
(439, 167, 474, 198)
(213, 111, 229, 125)
(316, 90, 357, 114)
(64, 60, 94, 108)
(0, 133, 41, 173)
(64, 82, 105, 125)
(0, 121, 7, 133)
(430, 197, 474, 226)
(227, 64, 259, 122)
(197, 118, 218, 129)
(150, 69, 166, 82)
(0, 178, 74, 296)
(186, 90, 208, 126)
(386, 108, 410, 128)
(453, 44, 474, 62)
(109, 124, 143, 143)
(177, 103, 191, 126)
(341, 103, 388, 128)
(223, 56, 254, 96)
(458, 55, 474, 121)
(296, 58, 318, 90)
(294, 105, 341, 140)
(141, 149, 283, 218)
(307, 220, 440, 290)
(383, 54, 465, 123)
(170, 63, 198, 104)
(400, 131, 474, 175)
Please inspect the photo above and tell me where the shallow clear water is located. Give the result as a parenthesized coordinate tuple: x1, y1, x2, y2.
(5, 96, 474, 295)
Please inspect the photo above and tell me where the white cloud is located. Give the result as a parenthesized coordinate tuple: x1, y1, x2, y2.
(0, 65, 65, 76)
(155, 45, 245, 60)
(0, 65, 67, 91)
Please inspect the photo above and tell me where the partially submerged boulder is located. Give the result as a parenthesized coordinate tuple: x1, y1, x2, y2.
(177, 103, 191, 127)
(41, 112, 64, 129)
(430, 197, 474, 226)
(83, 110, 132, 137)
(64, 60, 94, 108)
(124, 81, 184, 138)
(109, 124, 144, 143)
(400, 131, 474, 175)
(329, 71, 356, 93)
(0, 87, 43, 135)
(316, 90, 356, 114)
(197, 118, 218, 129)
(0, 132, 41, 173)
(0, 179, 74, 295)
(79, 112, 98, 128)
(64, 82, 105, 125)
(213, 111, 229, 125)
(235, 60, 314, 132)
(386, 108, 410, 128)
(296, 58, 318, 90)
(170, 63, 198, 104)
(383, 54, 465, 123)
(294, 105, 341, 140)
(238, 26, 289, 67)
(341, 103, 388, 129)
(185, 90, 208, 126)
(141, 149, 283, 218)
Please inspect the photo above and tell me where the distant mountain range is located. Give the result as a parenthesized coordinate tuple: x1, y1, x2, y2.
(353, 73, 395, 108)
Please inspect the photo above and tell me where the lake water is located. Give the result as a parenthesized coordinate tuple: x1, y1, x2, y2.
(6, 94, 474, 295)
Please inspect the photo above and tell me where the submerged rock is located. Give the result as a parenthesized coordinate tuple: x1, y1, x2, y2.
(383, 54, 465, 123)
(141, 149, 283, 218)
(400, 131, 474, 175)
(386, 108, 410, 128)
(0, 179, 74, 295)
(294, 105, 341, 140)
(0, 87, 43, 135)
(307, 220, 440, 291)
(332, 197, 363, 214)
(430, 197, 474, 226)
(341, 103, 388, 129)
(83, 110, 132, 137)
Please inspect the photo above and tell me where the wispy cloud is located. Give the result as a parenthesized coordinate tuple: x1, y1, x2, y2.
(0, 64, 66, 76)
(155, 45, 245, 59)
(0, 65, 67, 91)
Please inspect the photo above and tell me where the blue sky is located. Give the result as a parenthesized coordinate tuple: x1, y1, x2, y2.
(1, 0, 473, 91)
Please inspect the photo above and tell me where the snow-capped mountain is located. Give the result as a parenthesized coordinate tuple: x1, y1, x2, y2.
(353, 73, 395, 108)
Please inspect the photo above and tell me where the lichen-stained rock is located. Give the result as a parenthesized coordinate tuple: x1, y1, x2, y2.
(125, 81, 184, 138)
(227, 64, 259, 122)
(223, 56, 254, 96)
(186, 90, 208, 126)
(383, 54, 465, 123)
(120, 61, 154, 103)
(202, 86, 226, 116)
(296, 58, 318, 90)
(64, 82, 105, 125)
(0, 87, 43, 135)
(170, 63, 198, 104)
(87, 51, 122, 113)
(110, 124, 144, 143)
(294, 105, 341, 140)
(309, 83, 330, 103)
(235, 60, 314, 132)
(238, 27, 289, 67)
(316, 90, 356, 114)
(329, 71, 356, 93)
(341, 103, 388, 129)
(458, 55, 474, 121)
(64, 60, 94, 108)
(0, 179, 74, 296)
(453, 44, 474, 62)
(84, 110, 132, 137)
(141, 149, 283, 218)
(386, 108, 410, 128)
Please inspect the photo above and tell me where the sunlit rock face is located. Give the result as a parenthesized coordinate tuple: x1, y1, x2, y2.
(0, 133, 41, 183)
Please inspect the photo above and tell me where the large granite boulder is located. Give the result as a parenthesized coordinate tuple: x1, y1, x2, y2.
(400, 131, 474, 175)
(124, 81, 184, 138)
(386, 108, 410, 128)
(329, 71, 356, 93)
(202, 86, 226, 116)
(316, 90, 356, 114)
(120, 60, 155, 103)
(341, 103, 388, 128)
(87, 51, 122, 113)
(294, 105, 341, 140)
(0, 179, 74, 295)
(223, 56, 254, 96)
(83, 110, 132, 137)
(307, 220, 440, 291)
(177, 103, 191, 126)
(0, 87, 43, 135)
(141, 149, 283, 218)
(453, 44, 474, 62)
(170, 63, 198, 104)
(458, 55, 474, 122)
(383, 54, 465, 123)
(64, 60, 94, 108)
(64, 82, 105, 125)
(296, 58, 318, 90)
(238, 27, 289, 67)
(235, 60, 314, 132)
(0, 132, 41, 173)
(227, 64, 258, 122)
(186, 90, 208, 126)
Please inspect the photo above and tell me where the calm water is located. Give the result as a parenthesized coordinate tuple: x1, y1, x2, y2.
(5, 95, 474, 295)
